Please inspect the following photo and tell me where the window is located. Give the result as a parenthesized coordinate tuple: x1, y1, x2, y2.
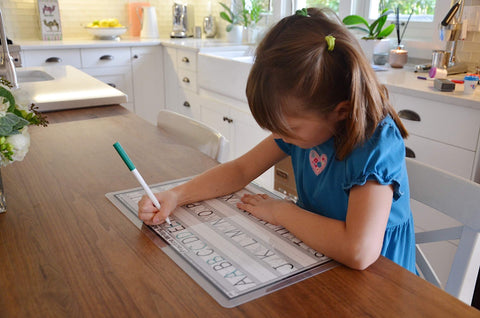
(271, 0, 450, 58)
(370, 0, 437, 22)
(306, 0, 340, 13)
(357, 0, 452, 58)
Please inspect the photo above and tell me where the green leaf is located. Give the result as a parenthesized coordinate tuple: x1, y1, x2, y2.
(373, 16, 387, 36)
(219, 11, 233, 24)
(0, 113, 29, 136)
(342, 15, 369, 28)
(346, 25, 370, 34)
(0, 86, 16, 112)
(377, 23, 395, 39)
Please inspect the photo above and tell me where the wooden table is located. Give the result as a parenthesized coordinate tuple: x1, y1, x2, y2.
(1, 106, 479, 317)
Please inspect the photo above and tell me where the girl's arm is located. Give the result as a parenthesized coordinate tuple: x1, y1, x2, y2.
(238, 181, 393, 270)
(139, 135, 287, 224)
(173, 135, 286, 205)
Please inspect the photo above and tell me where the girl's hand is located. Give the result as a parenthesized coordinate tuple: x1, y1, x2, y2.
(237, 193, 292, 225)
(138, 190, 178, 225)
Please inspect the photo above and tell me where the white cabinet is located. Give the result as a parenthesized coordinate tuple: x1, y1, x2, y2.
(131, 46, 165, 125)
(390, 92, 480, 289)
(21, 44, 165, 123)
(163, 47, 198, 118)
(198, 93, 273, 189)
(80, 47, 134, 112)
(22, 49, 82, 68)
(390, 93, 480, 181)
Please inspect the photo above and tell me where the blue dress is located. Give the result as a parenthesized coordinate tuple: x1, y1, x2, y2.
(275, 116, 416, 273)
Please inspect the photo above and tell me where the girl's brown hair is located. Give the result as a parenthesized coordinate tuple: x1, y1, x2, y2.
(246, 8, 407, 160)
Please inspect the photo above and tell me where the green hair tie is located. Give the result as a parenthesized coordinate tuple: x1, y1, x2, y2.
(325, 35, 335, 51)
(295, 8, 309, 17)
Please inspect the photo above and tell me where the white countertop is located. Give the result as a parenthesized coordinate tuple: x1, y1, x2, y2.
(15, 37, 479, 110)
(17, 37, 245, 51)
(17, 65, 127, 111)
(376, 65, 480, 110)
(17, 37, 162, 49)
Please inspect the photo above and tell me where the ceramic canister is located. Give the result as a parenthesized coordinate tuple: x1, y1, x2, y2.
(389, 46, 408, 68)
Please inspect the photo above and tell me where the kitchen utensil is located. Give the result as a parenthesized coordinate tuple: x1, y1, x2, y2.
(203, 15, 216, 38)
(431, 50, 450, 69)
(140, 6, 158, 39)
(171, 3, 194, 38)
(438, 0, 467, 74)
(128, 2, 150, 36)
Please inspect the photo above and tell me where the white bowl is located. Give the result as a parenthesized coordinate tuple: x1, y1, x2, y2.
(85, 27, 127, 40)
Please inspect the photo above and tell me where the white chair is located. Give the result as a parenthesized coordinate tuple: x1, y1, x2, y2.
(406, 158, 480, 305)
(157, 110, 229, 162)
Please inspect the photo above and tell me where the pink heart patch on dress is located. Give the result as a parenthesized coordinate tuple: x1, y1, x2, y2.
(309, 150, 327, 175)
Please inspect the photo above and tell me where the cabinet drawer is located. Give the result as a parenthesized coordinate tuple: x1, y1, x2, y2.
(81, 47, 131, 68)
(82, 66, 133, 100)
(22, 49, 81, 68)
(391, 93, 479, 151)
(405, 134, 475, 179)
(178, 69, 197, 92)
(176, 49, 197, 72)
(177, 90, 200, 119)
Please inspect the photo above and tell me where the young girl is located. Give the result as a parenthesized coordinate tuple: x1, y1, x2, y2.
(138, 8, 416, 273)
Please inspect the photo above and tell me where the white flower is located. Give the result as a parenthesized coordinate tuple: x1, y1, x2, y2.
(0, 96, 9, 117)
(6, 126, 30, 162)
(12, 88, 32, 111)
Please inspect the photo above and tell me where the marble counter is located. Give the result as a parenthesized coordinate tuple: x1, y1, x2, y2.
(376, 65, 479, 110)
(17, 65, 127, 111)
(15, 37, 479, 109)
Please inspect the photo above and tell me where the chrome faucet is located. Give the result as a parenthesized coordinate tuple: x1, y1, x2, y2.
(0, 9, 18, 88)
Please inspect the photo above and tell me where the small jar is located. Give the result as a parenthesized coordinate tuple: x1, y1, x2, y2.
(429, 67, 448, 79)
(464, 75, 479, 95)
(389, 46, 408, 68)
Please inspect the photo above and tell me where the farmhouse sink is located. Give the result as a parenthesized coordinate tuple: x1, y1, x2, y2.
(198, 46, 255, 103)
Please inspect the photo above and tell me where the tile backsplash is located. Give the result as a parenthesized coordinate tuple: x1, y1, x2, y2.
(0, 0, 223, 40)
(0, 0, 479, 70)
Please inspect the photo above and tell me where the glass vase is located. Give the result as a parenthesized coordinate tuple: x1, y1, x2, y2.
(0, 169, 6, 213)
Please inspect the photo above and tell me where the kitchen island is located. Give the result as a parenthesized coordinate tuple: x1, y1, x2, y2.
(0, 105, 478, 317)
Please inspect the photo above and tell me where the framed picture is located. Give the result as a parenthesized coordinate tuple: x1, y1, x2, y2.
(37, 0, 62, 40)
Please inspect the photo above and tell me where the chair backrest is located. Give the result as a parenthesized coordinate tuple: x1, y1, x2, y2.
(406, 158, 480, 305)
(157, 110, 229, 162)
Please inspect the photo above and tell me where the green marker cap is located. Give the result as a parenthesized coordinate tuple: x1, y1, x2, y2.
(113, 142, 136, 171)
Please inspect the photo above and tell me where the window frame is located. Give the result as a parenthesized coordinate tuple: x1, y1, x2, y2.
(271, 0, 452, 59)
(351, 0, 451, 59)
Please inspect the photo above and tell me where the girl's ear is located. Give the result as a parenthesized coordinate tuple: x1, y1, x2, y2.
(333, 101, 351, 121)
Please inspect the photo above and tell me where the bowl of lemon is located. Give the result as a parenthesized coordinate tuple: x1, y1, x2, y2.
(86, 19, 126, 40)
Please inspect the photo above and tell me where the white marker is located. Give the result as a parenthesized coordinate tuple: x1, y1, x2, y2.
(113, 142, 171, 225)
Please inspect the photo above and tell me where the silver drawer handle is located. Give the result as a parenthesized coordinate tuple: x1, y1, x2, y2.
(182, 57, 190, 63)
(398, 109, 420, 122)
(100, 55, 114, 61)
(183, 101, 191, 107)
(45, 57, 62, 63)
(182, 77, 190, 83)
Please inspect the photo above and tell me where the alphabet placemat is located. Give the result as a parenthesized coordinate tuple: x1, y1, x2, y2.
(106, 177, 336, 307)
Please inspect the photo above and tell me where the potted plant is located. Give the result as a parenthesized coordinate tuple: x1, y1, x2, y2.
(241, 0, 266, 43)
(342, 8, 395, 64)
(219, 0, 267, 43)
(219, 2, 243, 42)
